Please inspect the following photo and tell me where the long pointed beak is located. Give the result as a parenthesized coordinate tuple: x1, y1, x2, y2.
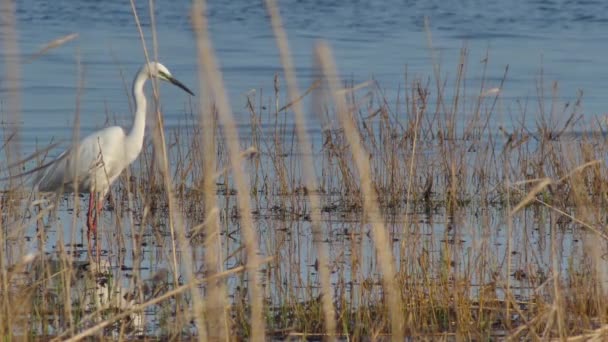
(167, 76, 195, 96)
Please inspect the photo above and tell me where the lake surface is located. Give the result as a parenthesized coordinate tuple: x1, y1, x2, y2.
(1, 0, 607, 155)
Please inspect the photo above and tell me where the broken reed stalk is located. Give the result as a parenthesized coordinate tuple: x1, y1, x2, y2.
(191, 0, 265, 340)
(191, 0, 230, 338)
(315, 41, 404, 340)
(25, 33, 78, 63)
(130, 0, 208, 339)
(264, 0, 337, 338)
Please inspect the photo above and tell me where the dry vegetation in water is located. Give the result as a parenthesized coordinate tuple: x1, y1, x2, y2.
(2, 1, 608, 341)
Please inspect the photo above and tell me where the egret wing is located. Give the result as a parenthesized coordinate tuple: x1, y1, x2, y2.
(35, 126, 127, 193)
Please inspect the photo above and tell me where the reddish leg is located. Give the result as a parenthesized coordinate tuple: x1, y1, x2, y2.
(86, 193, 95, 256)
(85, 192, 105, 263)
(87, 193, 96, 245)
(96, 195, 103, 217)
(95, 195, 103, 260)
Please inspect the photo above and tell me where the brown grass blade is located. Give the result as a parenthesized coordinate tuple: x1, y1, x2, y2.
(315, 41, 404, 340)
(510, 178, 552, 215)
(264, 0, 337, 338)
(129, 0, 208, 339)
(0, 0, 22, 336)
(191, 0, 230, 338)
(191, 1, 265, 340)
(25, 33, 78, 63)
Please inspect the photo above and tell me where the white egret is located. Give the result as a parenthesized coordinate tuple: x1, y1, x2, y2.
(34, 61, 194, 253)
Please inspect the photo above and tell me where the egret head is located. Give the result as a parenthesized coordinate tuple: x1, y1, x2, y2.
(142, 61, 194, 96)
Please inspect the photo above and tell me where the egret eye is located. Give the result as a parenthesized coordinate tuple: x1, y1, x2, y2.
(158, 70, 171, 81)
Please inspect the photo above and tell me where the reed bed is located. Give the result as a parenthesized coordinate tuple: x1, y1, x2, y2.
(2, 0, 608, 341)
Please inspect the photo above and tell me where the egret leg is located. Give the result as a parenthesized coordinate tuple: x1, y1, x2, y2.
(86, 193, 95, 257)
(95, 195, 103, 261)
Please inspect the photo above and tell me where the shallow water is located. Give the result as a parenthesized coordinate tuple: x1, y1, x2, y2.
(7, 190, 591, 336)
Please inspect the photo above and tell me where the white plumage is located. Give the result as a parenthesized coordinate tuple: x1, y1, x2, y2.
(34, 61, 194, 254)
(36, 126, 128, 194)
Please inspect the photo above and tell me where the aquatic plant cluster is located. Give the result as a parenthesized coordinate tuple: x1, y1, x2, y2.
(2, 0, 608, 340)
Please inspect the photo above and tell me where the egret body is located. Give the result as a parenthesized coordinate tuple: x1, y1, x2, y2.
(34, 61, 194, 253)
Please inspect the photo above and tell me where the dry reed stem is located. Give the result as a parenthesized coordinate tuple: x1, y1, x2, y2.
(564, 325, 608, 342)
(191, 0, 230, 338)
(264, 0, 337, 338)
(510, 178, 552, 215)
(0, 141, 64, 182)
(0, 0, 21, 336)
(109, 56, 148, 339)
(58, 51, 85, 333)
(0, 0, 22, 181)
(129, 0, 208, 339)
(556, 159, 600, 183)
(551, 219, 566, 339)
(191, 1, 265, 340)
(402, 75, 425, 307)
(508, 159, 608, 241)
(315, 42, 404, 340)
(278, 79, 321, 113)
(504, 149, 514, 330)
(211, 146, 258, 180)
(128, 0, 177, 295)
(26, 33, 78, 63)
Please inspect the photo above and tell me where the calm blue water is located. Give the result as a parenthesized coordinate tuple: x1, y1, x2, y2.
(2, 0, 608, 154)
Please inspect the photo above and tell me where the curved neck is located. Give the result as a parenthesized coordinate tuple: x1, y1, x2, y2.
(127, 71, 148, 156)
